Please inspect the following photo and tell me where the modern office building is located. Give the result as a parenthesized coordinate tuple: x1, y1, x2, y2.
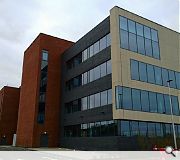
(0, 6, 179, 150)
(60, 6, 180, 150)
(16, 33, 74, 147)
(0, 86, 20, 145)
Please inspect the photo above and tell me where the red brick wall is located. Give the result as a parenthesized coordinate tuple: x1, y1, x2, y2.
(0, 86, 20, 145)
(16, 33, 74, 147)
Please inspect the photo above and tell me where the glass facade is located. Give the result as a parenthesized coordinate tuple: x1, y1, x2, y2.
(37, 50, 48, 124)
(130, 59, 180, 90)
(67, 33, 111, 70)
(115, 86, 180, 116)
(119, 16, 160, 59)
(65, 88, 112, 114)
(64, 119, 180, 138)
(66, 60, 112, 91)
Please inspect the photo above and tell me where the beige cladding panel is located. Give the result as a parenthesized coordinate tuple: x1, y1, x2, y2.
(110, 6, 180, 124)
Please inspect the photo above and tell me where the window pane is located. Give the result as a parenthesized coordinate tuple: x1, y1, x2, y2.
(94, 66, 100, 80)
(168, 70, 176, 88)
(89, 45, 94, 57)
(116, 86, 122, 109)
(123, 87, 132, 109)
(129, 33, 137, 52)
(154, 66, 162, 85)
(162, 68, 169, 87)
(106, 33, 111, 47)
(139, 62, 147, 82)
(148, 122, 156, 137)
(100, 36, 106, 51)
(83, 72, 88, 85)
(137, 36, 145, 55)
(175, 72, 180, 89)
(131, 121, 139, 136)
(89, 95, 95, 109)
(149, 92, 158, 112)
(145, 38, 153, 57)
(120, 29, 129, 49)
(147, 64, 155, 83)
(42, 51, 48, 61)
(151, 29, 158, 42)
(164, 95, 171, 114)
(128, 19, 136, 33)
(94, 41, 100, 55)
(89, 69, 94, 82)
(171, 96, 179, 116)
(139, 122, 147, 136)
(152, 41, 160, 59)
(141, 90, 149, 112)
(81, 97, 88, 110)
(132, 89, 141, 111)
(157, 93, 165, 114)
(107, 60, 112, 74)
(108, 89, 112, 104)
(100, 63, 107, 77)
(156, 123, 163, 137)
(144, 26, 151, 39)
(120, 16, 128, 30)
(101, 90, 107, 106)
(131, 59, 139, 80)
(94, 93, 100, 108)
(121, 121, 130, 136)
(82, 49, 88, 62)
(136, 23, 143, 36)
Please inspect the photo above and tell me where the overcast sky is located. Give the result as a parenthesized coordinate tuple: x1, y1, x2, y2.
(0, 0, 179, 89)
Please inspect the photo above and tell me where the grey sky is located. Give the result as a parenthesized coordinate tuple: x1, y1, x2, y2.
(0, 0, 179, 89)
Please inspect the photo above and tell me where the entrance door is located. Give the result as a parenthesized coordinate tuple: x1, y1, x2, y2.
(1, 137, 7, 145)
(40, 134, 48, 147)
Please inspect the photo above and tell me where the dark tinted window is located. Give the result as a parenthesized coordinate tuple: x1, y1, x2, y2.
(128, 19, 136, 33)
(168, 70, 176, 88)
(164, 95, 171, 114)
(94, 93, 100, 108)
(145, 38, 153, 57)
(147, 64, 155, 83)
(139, 122, 147, 136)
(148, 122, 156, 137)
(132, 89, 141, 111)
(154, 66, 162, 85)
(94, 41, 99, 54)
(120, 16, 128, 30)
(149, 92, 158, 112)
(152, 41, 160, 59)
(175, 72, 180, 89)
(100, 36, 106, 51)
(116, 86, 122, 109)
(137, 36, 145, 55)
(123, 87, 132, 109)
(131, 121, 139, 136)
(144, 26, 151, 39)
(108, 89, 112, 105)
(151, 29, 158, 42)
(121, 121, 130, 136)
(89, 69, 94, 82)
(89, 45, 94, 57)
(101, 90, 107, 106)
(120, 29, 129, 49)
(171, 96, 179, 116)
(139, 62, 147, 82)
(162, 68, 169, 87)
(141, 90, 149, 112)
(156, 123, 163, 137)
(157, 93, 165, 114)
(136, 23, 143, 36)
(131, 60, 139, 80)
(129, 33, 137, 52)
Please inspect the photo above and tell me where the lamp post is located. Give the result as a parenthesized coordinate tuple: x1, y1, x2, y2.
(167, 79, 177, 150)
